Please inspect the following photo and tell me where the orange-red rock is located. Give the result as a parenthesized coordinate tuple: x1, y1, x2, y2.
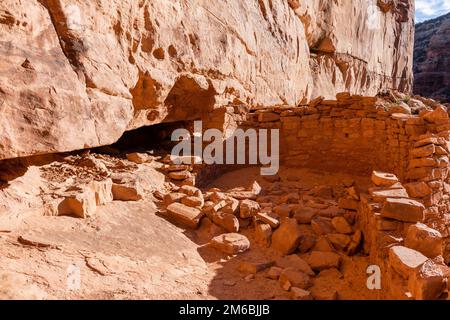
(166, 202, 204, 229)
(210, 233, 250, 255)
(405, 223, 443, 258)
(388, 246, 428, 279)
(381, 198, 425, 222)
(271, 218, 302, 255)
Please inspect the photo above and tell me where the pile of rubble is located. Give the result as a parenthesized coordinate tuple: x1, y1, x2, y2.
(157, 149, 450, 300)
(156, 155, 370, 299)
(33, 151, 168, 218)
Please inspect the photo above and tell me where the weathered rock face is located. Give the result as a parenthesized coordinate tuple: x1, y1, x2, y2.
(0, 0, 414, 160)
(414, 13, 450, 102)
(294, 0, 414, 98)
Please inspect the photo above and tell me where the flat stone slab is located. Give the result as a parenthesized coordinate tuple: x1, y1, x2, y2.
(388, 245, 428, 279)
(275, 254, 314, 276)
(405, 223, 443, 258)
(307, 251, 341, 271)
(371, 171, 399, 187)
(381, 198, 424, 222)
(166, 202, 203, 229)
(209, 233, 250, 254)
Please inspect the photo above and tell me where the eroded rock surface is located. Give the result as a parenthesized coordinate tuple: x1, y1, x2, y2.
(0, 0, 414, 160)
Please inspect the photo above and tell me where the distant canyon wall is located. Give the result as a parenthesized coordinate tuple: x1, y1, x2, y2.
(414, 12, 450, 102)
(0, 0, 414, 160)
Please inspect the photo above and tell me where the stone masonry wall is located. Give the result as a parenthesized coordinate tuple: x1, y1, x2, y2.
(204, 93, 450, 299)
(245, 95, 407, 177)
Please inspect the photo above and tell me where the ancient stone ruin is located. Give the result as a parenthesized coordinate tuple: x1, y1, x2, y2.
(0, 0, 449, 300)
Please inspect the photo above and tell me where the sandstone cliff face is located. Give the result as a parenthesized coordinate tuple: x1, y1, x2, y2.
(294, 0, 414, 98)
(0, 0, 414, 160)
(414, 13, 450, 102)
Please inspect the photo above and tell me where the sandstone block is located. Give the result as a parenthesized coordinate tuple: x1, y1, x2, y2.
(255, 212, 279, 228)
(166, 164, 191, 172)
(376, 217, 400, 231)
(126, 152, 150, 164)
(212, 200, 227, 213)
(168, 170, 192, 181)
(389, 246, 428, 279)
(414, 136, 439, 149)
(381, 198, 425, 222)
(239, 199, 260, 218)
(210, 233, 250, 255)
(258, 112, 280, 123)
(227, 190, 257, 200)
(166, 202, 204, 229)
(271, 218, 302, 255)
(313, 237, 334, 252)
(405, 223, 443, 258)
(347, 230, 363, 256)
(369, 186, 409, 202)
(406, 167, 434, 180)
(410, 144, 435, 158)
(249, 181, 262, 196)
(327, 234, 352, 250)
(422, 105, 448, 123)
(331, 216, 353, 234)
(404, 182, 432, 198)
(222, 198, 240, 215)
(163, 192, 186, 205)
(338, 197, 359, 211)
(297, 226, 317, 253)
(181, 196, 204, 208)
(89, 179, 113, 206)
(371, 171, 399, 187)
(307, 251, 341, 271)
(267, 266, 283, 280)
(275, 255, 314, 276)
(290, 287, 313, 300)
(293, 207, 316, 224)
(408, 260, 446, 300)
(211, 211, 239, 233)
(279, 268, 312, 290)
(408, 157, 438, 169)
(274, 204, 292, 218)
(179, 185, 202, 197)
(112, 182, 144, 201)
(311, 216, 334, 235)
(255, 222, 272, 247)
(59, 188, 97, 219)
(238, 261, 274, 274)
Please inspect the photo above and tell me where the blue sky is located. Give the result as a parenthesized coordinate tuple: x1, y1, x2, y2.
(416, 0, 450, 22)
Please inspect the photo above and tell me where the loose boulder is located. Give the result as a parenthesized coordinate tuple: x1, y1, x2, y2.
(405, 223, 443, 258)
(371, 171, 399, 187)
(209, 233, 250, 255)
(307, 251, 341, 271)
(166, 203, 204, 229)
(279, 268, 312, 290)
(239, 199, 260, 219)
(271, 218, 302, 255)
